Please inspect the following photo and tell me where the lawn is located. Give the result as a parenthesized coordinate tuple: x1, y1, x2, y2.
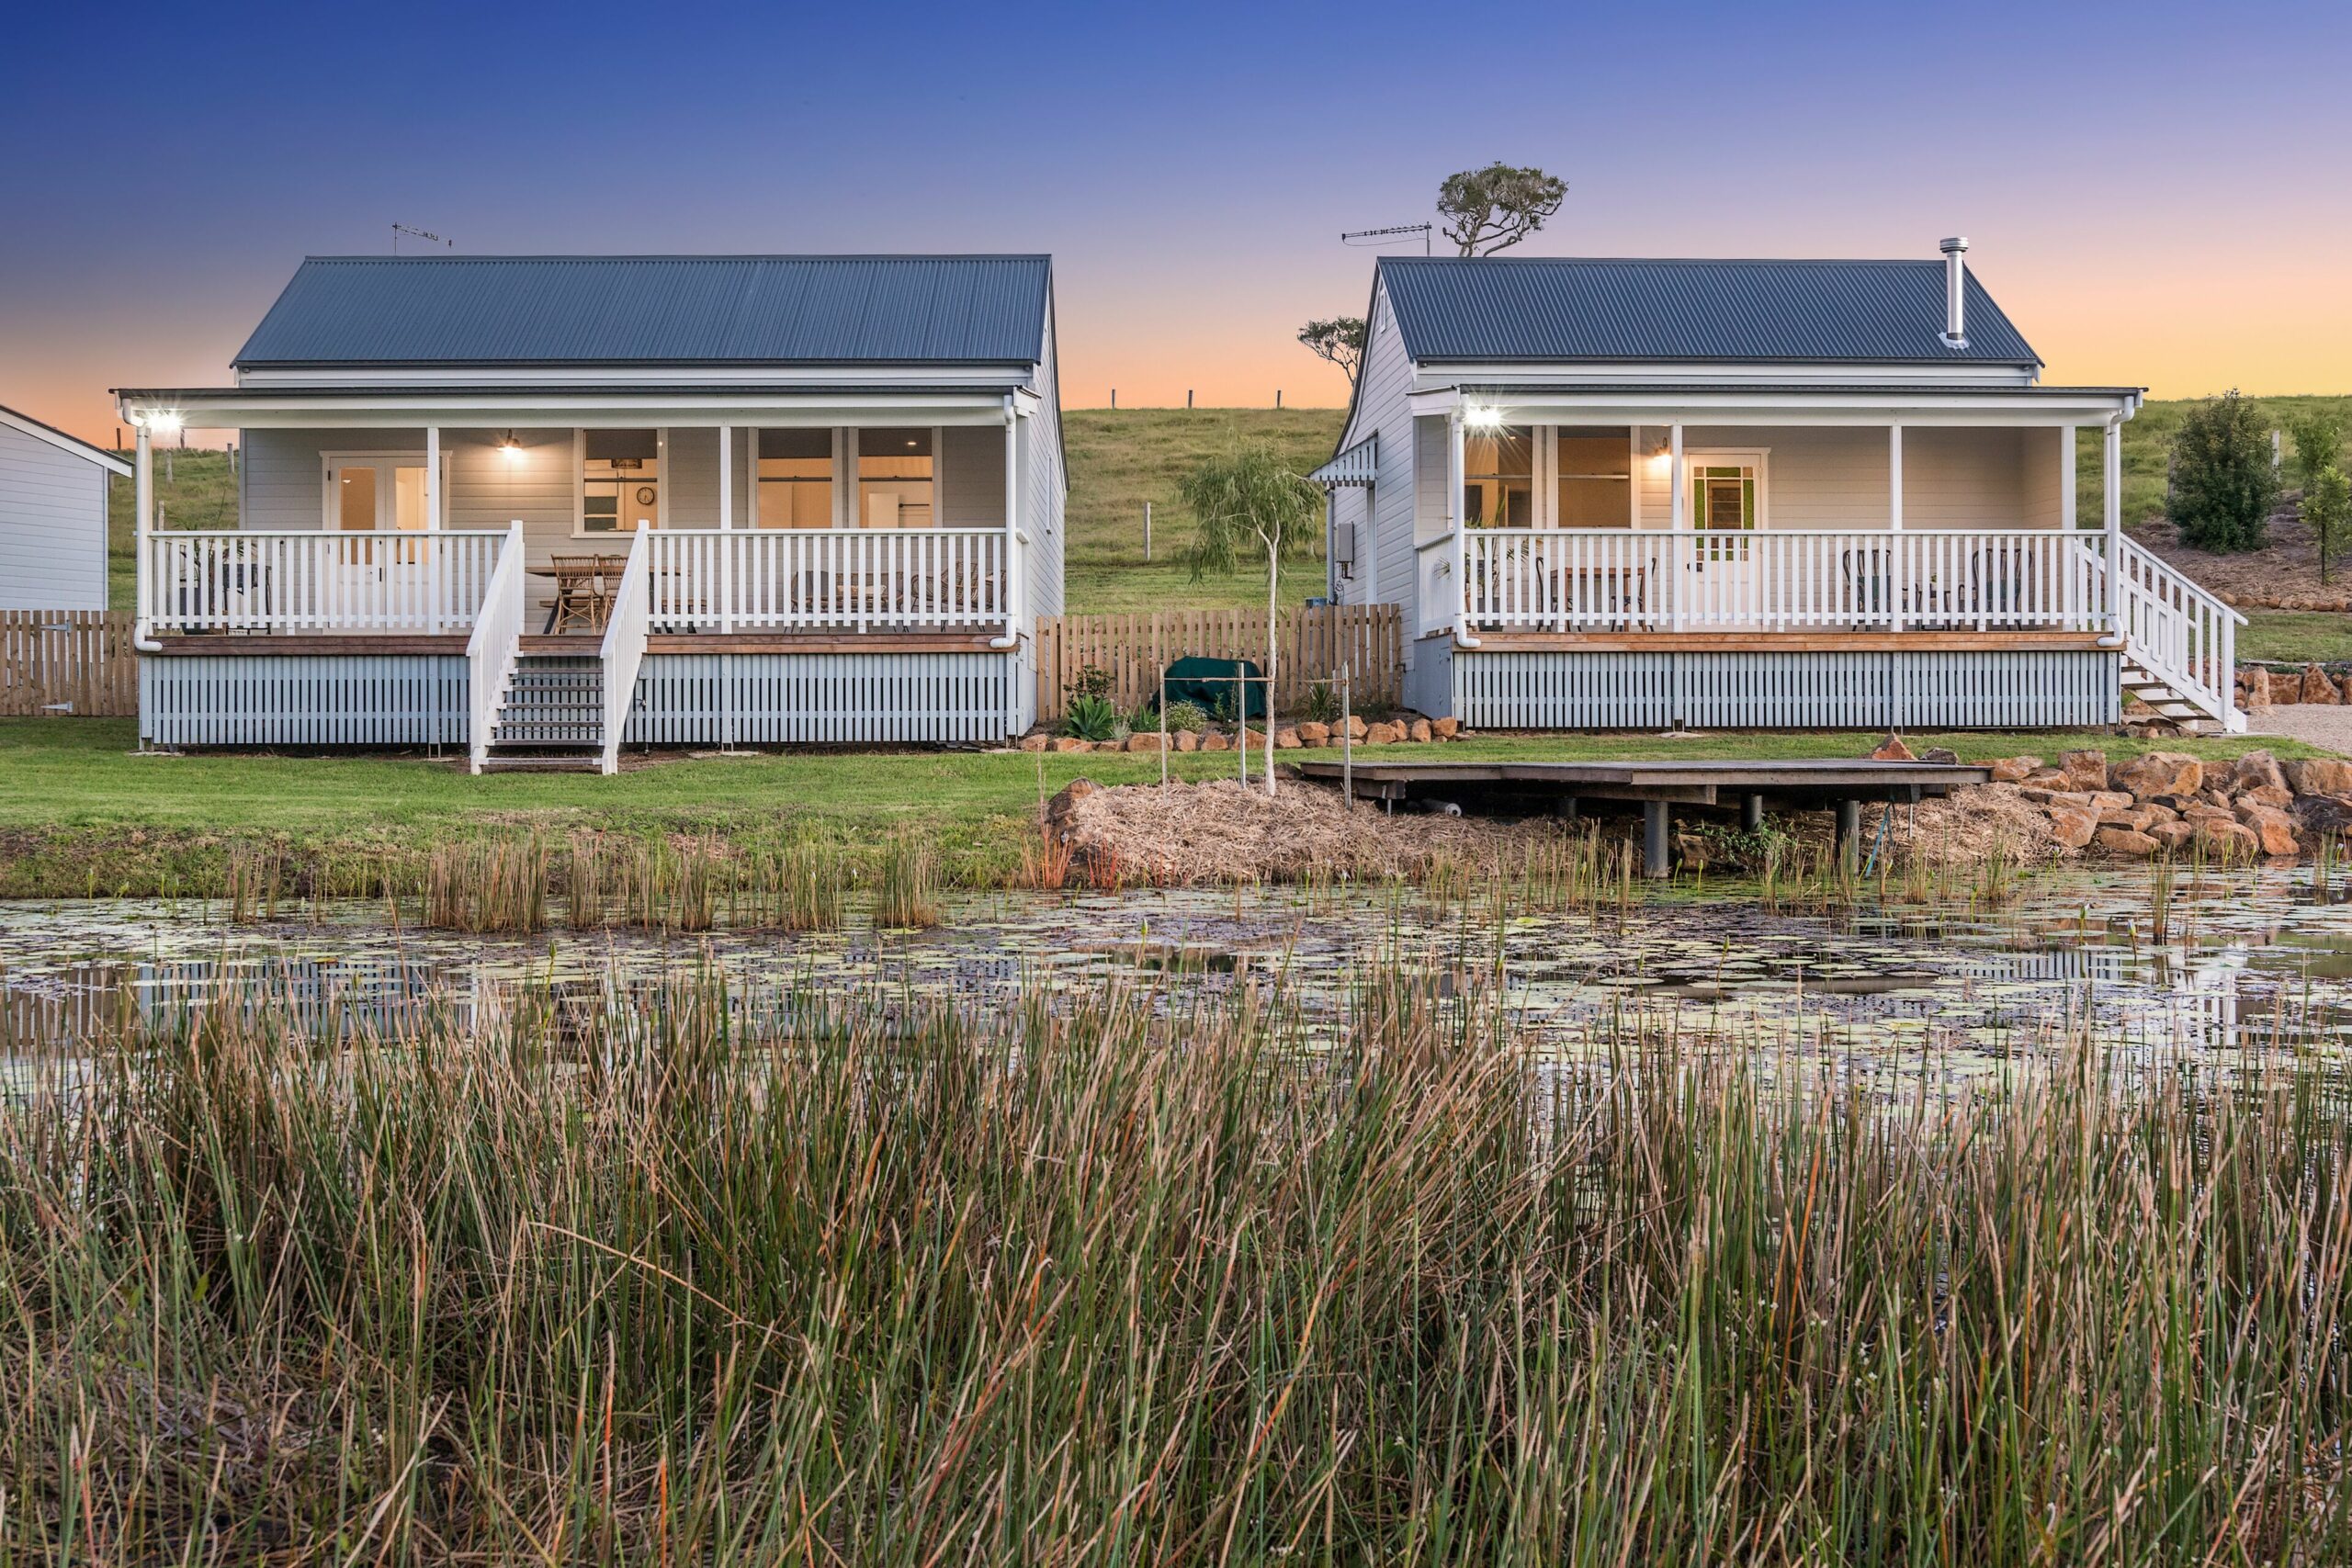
(0, 717, 2323, 897)
(2240, 609, 2352, 664)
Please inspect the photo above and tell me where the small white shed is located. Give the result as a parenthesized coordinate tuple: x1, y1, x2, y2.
(0, 403, 131, 611)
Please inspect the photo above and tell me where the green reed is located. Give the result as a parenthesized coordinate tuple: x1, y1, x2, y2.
(875, 832, 940, 929)
(423, 834, 548, 932)
(4, 968, 2349, 1564)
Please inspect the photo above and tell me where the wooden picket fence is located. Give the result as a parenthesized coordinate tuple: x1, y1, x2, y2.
(1035, 604, 1402, 721)
(0, 610, 139, 716)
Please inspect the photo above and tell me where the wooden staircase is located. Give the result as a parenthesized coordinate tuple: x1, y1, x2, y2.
(481, 645, 607, 772)
(2114, 539, 2246, 734)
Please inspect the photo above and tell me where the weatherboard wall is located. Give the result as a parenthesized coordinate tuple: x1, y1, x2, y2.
(0, 419, 109, 610)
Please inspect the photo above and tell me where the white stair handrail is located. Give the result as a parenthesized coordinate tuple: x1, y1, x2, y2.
(598, 527, 652, 775)
(2112, 536, 2245, 729)
(465, 523, 526, 773)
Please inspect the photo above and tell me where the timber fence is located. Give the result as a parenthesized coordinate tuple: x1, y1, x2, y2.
(0, 610, 137, 716)
(1034, 604, 1402, 722)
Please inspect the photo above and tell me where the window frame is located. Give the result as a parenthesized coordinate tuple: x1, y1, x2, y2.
(572, 427, 668, 538)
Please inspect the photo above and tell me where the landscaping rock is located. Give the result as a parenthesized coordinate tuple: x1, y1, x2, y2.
(2086, 790, 2135, 814)
(2228, 750, 2290, 795)
(1408, 718, 1434, 744)
(1017, 732, 1049, 752)
(2194, 819, 2261, 856)
(2244, 668, 2274, 710)
(2047, 804, 2100, 850)
(2096, 827, 2161, 857)
(1172, 730, 1199, 753)
(1051, 738, 1091, 753)
(1046, 778, 1100, 828)
(1919, 747, 1961, 765)
(2239, 784, 2295, 811)
(2056, 750, 2109, 793)
(2238, 804, 2301, 856)
(1295, 721, 1329, 747)
(1989, 755, 2042, 784)
(2299, 665, 2344, 704)
(1432, 716, 1461, 739)
(2109, 750, 2202, 801)
(2291, 794, 2352, 836)
(1869, 733, 1917, 761)
(2098, 806, 2162, 833)
(1200, 732, 1229, 752)
(1343, 715, 1368, 740)
(2287, 759, 2352, 795)
(1363, 721, 1404, 745)
(2149, 820, 2199, 852)
(1273, 728, 1303, 750)
(1125, 732, 1162, 752)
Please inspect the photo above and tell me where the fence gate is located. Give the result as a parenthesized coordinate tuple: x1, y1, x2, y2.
(1034, 604, 1402, 721)
(0, 610, 138, 716)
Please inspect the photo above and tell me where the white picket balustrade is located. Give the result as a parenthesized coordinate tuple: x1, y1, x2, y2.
(1458, 528, 2105, 635)
(142, 530, 508, 635)
(599, 528, 651, 775)
(2114, 537, 2243, 726)
(645, 528, 1006, 632)
(465, 523, 527, 773)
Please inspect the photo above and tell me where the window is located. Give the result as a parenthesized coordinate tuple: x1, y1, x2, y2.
(1686, 453, 1764, 560)
(1462, 426, 1532, 526)
(582, 430, 660, 533)
(757, 429, 834, 528)
(857, 428, 934, 528)
(1554, 429, 1632, 527)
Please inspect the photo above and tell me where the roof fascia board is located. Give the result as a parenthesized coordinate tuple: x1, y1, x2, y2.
(117, 389, 1020, 431)
(1410, 360, 2036, 385)
(1408, 386, 2141, 423)
(0, 406, 133, 476)
(235, 362, 1037, 388)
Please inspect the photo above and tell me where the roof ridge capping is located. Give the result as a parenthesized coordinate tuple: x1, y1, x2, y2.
(295, 252, 1053, 263)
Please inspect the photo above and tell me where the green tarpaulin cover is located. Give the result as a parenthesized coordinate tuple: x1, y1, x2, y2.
(1160, 656, 1267, 720)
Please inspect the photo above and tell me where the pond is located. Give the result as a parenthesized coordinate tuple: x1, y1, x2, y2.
(7, 866, 2352, 1078)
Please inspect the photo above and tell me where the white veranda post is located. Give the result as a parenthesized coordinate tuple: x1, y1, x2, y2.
(133, 421, 153, 632)
(1888, 423, 1905, 633)
(718, 423, 733, 633)
(1668, 423, 1686, 631)
(2104, 420, 2122, 633)
(425, 425, 442, 634)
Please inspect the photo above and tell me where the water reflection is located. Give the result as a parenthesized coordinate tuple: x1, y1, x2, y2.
(6, 865, 2352, 1068)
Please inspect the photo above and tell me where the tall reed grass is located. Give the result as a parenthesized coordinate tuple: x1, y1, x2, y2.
(4, 970, 2349, 1562)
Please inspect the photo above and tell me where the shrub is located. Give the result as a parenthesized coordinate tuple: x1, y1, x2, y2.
(1161, 701, 1206, 733)
(1067, 664, 1114, 702)
(1302, 680, 1342, 725)
(2168, 390, 2279, 552)
(1061, 694, 1119, 742)
(1125, 700, 1160, 734)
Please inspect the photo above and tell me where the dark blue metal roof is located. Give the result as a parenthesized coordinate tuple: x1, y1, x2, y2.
(234, 255, 1052, 367)
(1378, 256, 2040, 367)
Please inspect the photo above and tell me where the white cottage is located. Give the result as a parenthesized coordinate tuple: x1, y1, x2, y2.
(1316, 243, 2240, 732)
(0, 403, 130, 611)
(118, 254, 1064, 770)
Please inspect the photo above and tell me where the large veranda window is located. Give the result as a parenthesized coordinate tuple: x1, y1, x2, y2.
(580, 430, 661, 534)
(1554, 429, 1633, 526)
(857, 428, 935, 528)
(1462, 425, 1532, 526)
(757, 429, 834, 527)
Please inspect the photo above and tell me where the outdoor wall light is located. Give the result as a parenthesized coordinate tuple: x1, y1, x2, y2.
(499, 431, 525, 460)
(1463, 405, 1504, 429)
(144, 412, 183, 436)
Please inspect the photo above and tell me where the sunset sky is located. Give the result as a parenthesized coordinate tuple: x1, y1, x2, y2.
(4, 0, 2347, 445)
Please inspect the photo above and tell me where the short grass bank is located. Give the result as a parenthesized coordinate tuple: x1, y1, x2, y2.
(6, 968, 2350, 1561)
(2241, 609, 2352, 665)
(0, 717, 2323, 897)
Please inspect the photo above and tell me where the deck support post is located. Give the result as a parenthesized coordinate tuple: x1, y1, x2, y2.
(1668, 423, 1686, 631)
(1555, 795, 1578, 822)
(1888, 423, 1905, 633)
(1835, 799, 1862, 869)
(1742, 793, 1765, 831)
(718, 423, 734, 635)
(1642, 799, 1670, 878)
(1448, 409, 1476, 646)
(425, 424, 441, 635)
(2103, 419, 2123, 635)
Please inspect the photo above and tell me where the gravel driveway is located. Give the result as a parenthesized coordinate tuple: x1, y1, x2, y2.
(2247, 705, 2352, 754)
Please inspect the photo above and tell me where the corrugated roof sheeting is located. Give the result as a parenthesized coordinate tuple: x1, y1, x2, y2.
(1380, 257, 2041, 367)
(234, 255, 1052, 367)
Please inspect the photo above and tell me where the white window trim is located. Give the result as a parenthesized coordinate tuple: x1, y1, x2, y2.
(572, 425, 668, 538)
(319, 449, 450, 531)
(1533, 424, 1640, 529)
(1683, 447, 1771, 529)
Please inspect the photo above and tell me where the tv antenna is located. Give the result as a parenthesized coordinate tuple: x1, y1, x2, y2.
(391, 223, 453, 255)
(1341, 221, 1432, 255)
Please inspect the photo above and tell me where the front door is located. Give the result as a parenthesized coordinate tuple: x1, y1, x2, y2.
(326, 457, 440, 610)
(1684, 453, 1763, 625)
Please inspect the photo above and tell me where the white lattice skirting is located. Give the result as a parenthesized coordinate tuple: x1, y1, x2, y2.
(624, 652, 1023, 745)
(141, 655, 469, 748)
(1450, 649, 2121, 730)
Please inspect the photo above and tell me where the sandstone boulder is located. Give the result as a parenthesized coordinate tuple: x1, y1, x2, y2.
(2056, 750, 2109, 793)
(1125, 732, 1163, 752)
(1172, 730, 1199, 753)
(2098, 805, 2162, 832)
(2109, 750, 2203, 801)
(1272, 728, 1303, 750)
(1200, 732, 1229, 752)
(2238, 805, 2301, 856)
(1919, 747, 1961, 765)
(1295, 721, 1329, 746)
(2086, 790, 2135, 813)
(2149, 820, 2199, 852)
(1017, 732, 1050, 752)
(2228, 750, 2290, 795)
(1408, 718, 1433, 744)
(2096, 827, 2161, 857)
(2243, 669, 2274, 710)
(1051, 738, 1091, 753)
(2194, 819, 2261, 857)
(1432, 716, 1461, 739)
(1046, 778, 1100, 827)
(2287, 758, 2352, 795)
(2238, 784, 2294, 811)
(1363, 721, 1404, 745)
(2299, 665, 2344, 704)
(1343, 715, 1368, 740)
(1989, 754, 2042, 784)
(2291, 794, 2352, 836)
(2047, 804, 2100, 850)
